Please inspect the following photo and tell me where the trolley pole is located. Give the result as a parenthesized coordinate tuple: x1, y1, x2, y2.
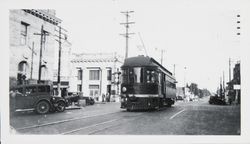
(120, 11, 135, 59)
(155, 48, 166, 66)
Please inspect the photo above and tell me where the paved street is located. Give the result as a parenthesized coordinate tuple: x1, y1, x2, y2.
(10, 96, 240, 135)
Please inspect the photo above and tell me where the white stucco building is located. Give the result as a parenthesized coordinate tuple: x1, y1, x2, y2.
(69, 53, 123, 102)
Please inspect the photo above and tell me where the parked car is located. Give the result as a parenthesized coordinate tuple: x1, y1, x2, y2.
(209, 95, 226, 105)
(64, 93, 80, 106)
(81, 96, 95, 105)
(176, 96, 184, 101)
(10, 84, 66, 114)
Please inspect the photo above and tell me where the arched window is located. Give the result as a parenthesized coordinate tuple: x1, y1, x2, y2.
(18, 61, 28, 74)
(17, 61, 29, 85)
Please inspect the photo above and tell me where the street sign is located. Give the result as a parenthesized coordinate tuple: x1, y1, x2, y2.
(233, 85, 241, 90)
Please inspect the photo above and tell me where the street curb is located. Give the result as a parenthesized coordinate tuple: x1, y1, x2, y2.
(66, 106, 82, 110)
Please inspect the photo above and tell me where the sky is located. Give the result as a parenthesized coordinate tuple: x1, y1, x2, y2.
(54, 0, 246, 92)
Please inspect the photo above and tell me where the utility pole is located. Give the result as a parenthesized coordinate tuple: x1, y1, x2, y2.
(229, 58, 231, 82)
(220, 76, 223, 97)
(29, 42, 37, 79)
(184, 67, 187, 87)
(34, 25, 49, 83)
(223, 71, 225, 99)
(55, 25, 68, 96)
(173, 64, 176, 76)
(120, 11, 135, 59)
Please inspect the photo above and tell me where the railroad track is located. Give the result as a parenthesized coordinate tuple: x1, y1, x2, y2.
(15, 111, 119, 131)
(15, 111, 144, 135)
(61, 113, 144, 135)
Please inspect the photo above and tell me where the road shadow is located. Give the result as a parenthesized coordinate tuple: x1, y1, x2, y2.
(120, 106, 176, 113)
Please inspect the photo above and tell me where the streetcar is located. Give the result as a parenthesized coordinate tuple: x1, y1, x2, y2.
(120, 55, 177, 111)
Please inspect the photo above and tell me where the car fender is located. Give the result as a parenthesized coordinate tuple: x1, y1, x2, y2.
(54, 99, 66, 105)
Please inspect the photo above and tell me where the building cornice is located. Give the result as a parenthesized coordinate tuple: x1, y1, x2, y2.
(71, 58, 116, 63)
(23, 9, 62, 25)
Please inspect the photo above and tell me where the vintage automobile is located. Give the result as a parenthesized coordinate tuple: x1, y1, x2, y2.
(66, 92, 95, 106)
(10, 84, 66, 114)
(209, 95, 226, 105)
(64, 93, 80, 106)
(81, 96, 95, 105)
(176, 96, 184, 101)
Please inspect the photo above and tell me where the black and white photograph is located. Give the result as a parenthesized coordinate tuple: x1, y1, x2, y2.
(1, 0, 250, 144)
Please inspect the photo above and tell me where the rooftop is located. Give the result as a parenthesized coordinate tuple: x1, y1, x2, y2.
(23, 9, 62, 25)
(71, 52, 124, 63)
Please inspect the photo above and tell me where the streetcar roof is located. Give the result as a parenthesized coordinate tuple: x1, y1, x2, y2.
(122, 55, 173, 76)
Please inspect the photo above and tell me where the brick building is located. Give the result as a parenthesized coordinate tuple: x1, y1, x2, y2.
(69, 53, 123, 102)
(9, 9, 61, 87)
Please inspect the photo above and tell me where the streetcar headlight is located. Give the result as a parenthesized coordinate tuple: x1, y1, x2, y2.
(122, 87, 127, 92)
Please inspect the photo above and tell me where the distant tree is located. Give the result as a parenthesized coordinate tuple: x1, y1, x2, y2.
(201, 89, 211, 97)
(189, 83, 199, 95)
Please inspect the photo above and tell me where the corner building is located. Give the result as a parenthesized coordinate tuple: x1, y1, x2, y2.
(69, 53, 123, 102)
(9, 9, 61, 87)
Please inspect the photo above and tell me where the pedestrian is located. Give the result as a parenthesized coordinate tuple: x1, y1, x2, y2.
(106, 93, 110, 102)
(102, 94, 105, 102)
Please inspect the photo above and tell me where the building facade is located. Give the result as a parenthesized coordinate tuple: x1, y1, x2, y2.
(69, 53, 123, 102)
(9, 9, 61, 87)
(227, 62, 241, 104)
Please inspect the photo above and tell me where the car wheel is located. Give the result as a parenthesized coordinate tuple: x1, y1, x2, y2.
(36, 101, 50, 114)
(56, 101, 66, 112)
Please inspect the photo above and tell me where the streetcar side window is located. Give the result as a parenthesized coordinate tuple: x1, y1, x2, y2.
(166, 81, 176, 89)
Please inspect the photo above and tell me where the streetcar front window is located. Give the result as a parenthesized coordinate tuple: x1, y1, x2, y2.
(146, 69, 158, 83)
(133, 67, 143, 83)
(122, 67, 158, 84)
(122, 67, 144, 84)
